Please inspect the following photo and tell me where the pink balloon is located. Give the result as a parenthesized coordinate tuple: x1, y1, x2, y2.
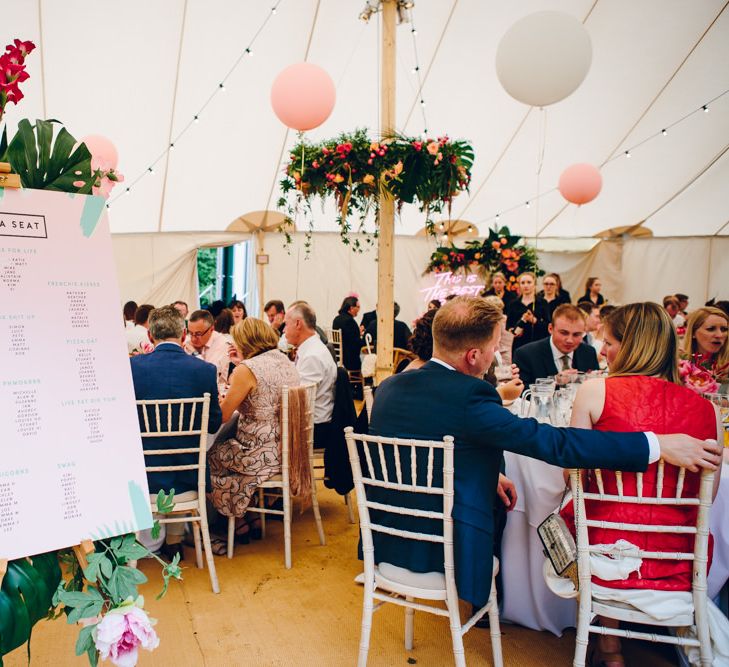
(81, 135, 118, 170)
(271, 63, 336, 131)
(558, 163, 602, 205)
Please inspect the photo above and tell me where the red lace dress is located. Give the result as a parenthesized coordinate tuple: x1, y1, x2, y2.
(562, 375, 716, 591)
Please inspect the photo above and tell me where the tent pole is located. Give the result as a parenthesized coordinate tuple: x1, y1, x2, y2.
(375, 0, 396, 384)
(256, 229, 265, 317)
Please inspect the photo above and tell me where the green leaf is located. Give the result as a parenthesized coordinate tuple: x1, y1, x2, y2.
(75, 625, 95, 657)
(150, 520, 161, 541)
(155, 489, 176, 514)
(87, 642, 99, 667)
(108, 567, 147, 603)
(6, 119, 93, 193)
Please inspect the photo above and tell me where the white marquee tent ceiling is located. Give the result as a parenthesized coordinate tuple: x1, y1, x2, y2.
(4, 0, 729, 238)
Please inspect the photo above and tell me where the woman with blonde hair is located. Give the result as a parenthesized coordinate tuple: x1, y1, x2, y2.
(483, 271, 516, 309)
(682, 306, 729, 388)
(207, 317, 300, 552)
(561, 302, 722, 666)
(505, 271, 550, 352)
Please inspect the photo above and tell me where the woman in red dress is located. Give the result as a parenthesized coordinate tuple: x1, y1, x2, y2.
(564, 302, 722, 666)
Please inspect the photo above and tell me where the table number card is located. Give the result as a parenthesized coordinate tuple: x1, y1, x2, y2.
(0, 188, 153, 560)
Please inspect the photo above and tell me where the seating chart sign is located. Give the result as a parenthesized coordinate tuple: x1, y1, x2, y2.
(0, 188, 153, 560)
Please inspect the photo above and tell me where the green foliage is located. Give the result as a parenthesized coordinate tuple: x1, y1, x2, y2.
(5, 119, 93, 193)
(0, 552, 61, 658)
(197, 248, 218, 303)
(425, 225, 543, 287)
(278, 128, 474, 252)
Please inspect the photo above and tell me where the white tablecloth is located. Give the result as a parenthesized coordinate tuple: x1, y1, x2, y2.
(709, 462, 729, 599)
(501, 450, 576, 635)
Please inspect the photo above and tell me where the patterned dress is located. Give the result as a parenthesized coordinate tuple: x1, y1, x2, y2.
(208, 349, 300, 517)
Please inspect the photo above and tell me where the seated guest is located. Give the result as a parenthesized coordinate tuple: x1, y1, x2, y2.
(706, 299, 729, 319)
(123, 300, 137, 329)
(427, 299, 441, 311)
(368, 296, 720, 612)
(207, 318, 300, 551)
(332, 296, 362, 371)
(682, 306, 729, 388)
(576, 300, 602, 354)
(361, 307, 377, 331)
(539, 273, 570, 317)
(580, 276, 605, 306)
(513, 303, 599, 388)
(185, 310, 231, 386)
(483, 295, 514, 366)
(364, 302, 412, 350)
(284, 302, 337, 445)
(172, 300, 189, 320)
(399, 309, 437, 372)
(676, 293, 689, 318)
(130, 305, 222, 560)
(594, 303, 616, 369)
(561, 302, 723, 664)
(229, 299, 247, 324)
(663, 294, 685, 328)
(214, 308, 235, 343)
(264, 299, 286, 336)
(482, 271, 516, 309)
(126, 303, 154, 354)
(506, 272, 551, 352)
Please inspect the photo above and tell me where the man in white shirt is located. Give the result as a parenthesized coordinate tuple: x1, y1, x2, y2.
(184, 310, 231, 386)
(284, 301, 337, 442)
(126, 303, 155, 354)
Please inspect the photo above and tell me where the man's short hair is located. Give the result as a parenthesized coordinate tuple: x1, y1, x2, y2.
(134, 304, 155, 326)
(663, 295, 680, 308)
(432, 296, 503, 353)
(173, 300, 188, 309)
(394, 302, 401, 318)
(148, 305, 185, 340)
(675, 293, 689, 302)
(189, 309, 214, 325)
(555, 303, 588, 322)
(288, 302, 317, 329)
(264, 299, 285, 314)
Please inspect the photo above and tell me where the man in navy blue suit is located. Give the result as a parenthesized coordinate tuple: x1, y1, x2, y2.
(130, 305, 222, 558)
(513, 303, 600, 388)
(368, 296, 721, 608)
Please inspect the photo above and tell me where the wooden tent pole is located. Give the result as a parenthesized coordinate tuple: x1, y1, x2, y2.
(375, 0, 396, 384)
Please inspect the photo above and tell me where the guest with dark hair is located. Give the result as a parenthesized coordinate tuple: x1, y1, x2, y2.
(705, 299, 729, 320)
(581, 277, 605, 306)
(214, 308, 235, 342)
(264, 299, 286, 336)
(229, 299, 247, 324)
(184, 309, 231, 386)
(397, 309, 437, 372)
(539, 273, 570, 317)
(126, 304, 155, 354)
(576, 300, 602, 352)
(364, 302, 412, 350)
(332, 295, 362, 371)
(123, 300, 138, 329)
(209, 300, 226, 318)
(427, 299, 441, 311)
(663, 295, 685, 328)
(675, 293, 689, 317)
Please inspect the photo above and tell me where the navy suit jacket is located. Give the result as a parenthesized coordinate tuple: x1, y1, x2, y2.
(130, 343, 222, 494)
(513, 337, 599, 389)
(368, 360, 648, 607)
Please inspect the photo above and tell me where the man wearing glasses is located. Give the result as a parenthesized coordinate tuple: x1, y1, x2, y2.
(184, 310, 231, 386)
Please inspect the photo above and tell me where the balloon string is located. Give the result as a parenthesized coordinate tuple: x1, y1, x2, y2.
(533, 106, 547, 285)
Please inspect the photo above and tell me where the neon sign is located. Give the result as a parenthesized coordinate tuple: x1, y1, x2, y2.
(419, 271, 486, 305)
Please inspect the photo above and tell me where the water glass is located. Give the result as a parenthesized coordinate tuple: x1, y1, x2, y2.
(706, 393, 729, 447)
(495, 364, 513, 383)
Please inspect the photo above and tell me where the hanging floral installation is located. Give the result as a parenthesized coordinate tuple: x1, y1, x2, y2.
(424, 225, 541, 289)
(277, 128, 474, 251)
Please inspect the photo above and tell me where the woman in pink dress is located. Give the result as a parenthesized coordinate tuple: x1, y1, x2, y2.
(208, 317, 299, 551)
(563, 302, 722, 666)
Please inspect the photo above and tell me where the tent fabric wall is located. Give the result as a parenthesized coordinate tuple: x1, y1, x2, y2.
(112, 231, 249, 308)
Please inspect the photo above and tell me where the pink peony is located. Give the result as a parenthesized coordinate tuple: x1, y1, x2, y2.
(426, 141, 439, 155)
(94, 599, 159, 667)
(679, 359, 720, 395)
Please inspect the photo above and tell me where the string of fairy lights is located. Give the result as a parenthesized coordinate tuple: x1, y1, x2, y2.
(472, 87, 729, 231)
(406, 7, 429, 136)
(106, 2, 284, 208)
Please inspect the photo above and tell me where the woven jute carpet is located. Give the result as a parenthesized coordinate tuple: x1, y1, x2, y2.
(6, 487, 678, 666)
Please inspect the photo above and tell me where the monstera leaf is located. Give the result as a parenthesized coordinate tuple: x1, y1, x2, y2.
(0, 552, 61, 661)
(6, 119, 93, 193)
(0, 125, 7, 163)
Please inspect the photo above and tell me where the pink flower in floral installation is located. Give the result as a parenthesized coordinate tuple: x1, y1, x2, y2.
(94, 602, 159, 667)
(679, 359, 720, 395)
(426, 141, 439, 155)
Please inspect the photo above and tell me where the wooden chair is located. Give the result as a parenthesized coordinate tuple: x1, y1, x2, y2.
(570, 464, 715, 666)
(344, 427, 503, 667)
(328, 328, 343, 367)
(393, 347, 416, 371)
(137, 393, 219, 594)
(228, 383, 326, 568)
(312, 449, 357, 524)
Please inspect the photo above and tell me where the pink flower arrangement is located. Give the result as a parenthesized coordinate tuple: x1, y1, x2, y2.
(679, 358, 720, 395)
(0, 39, 35, 122)
(90, 155, 125, 199)
(94, 598, 159, 667)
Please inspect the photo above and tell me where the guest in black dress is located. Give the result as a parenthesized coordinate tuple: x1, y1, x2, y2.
(332, 296, 362, 371)
(580, 276, 605, 306)
(482, 271, 516, 309)
(506, 271, 550, 353)
(539, 273, 570, 318)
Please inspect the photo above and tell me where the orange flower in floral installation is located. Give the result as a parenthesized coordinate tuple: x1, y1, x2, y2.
(491, 241, 501, 250)
(474, 252, 481, 260)
(426, 141, 439, 155)
(500, 237, 507, 245)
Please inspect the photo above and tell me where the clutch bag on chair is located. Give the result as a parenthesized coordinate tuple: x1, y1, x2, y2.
(537, 512, 579, 589)
(361, 334, 377, 378)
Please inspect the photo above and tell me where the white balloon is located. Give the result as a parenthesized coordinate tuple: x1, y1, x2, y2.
(495, 11, 592, 107)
